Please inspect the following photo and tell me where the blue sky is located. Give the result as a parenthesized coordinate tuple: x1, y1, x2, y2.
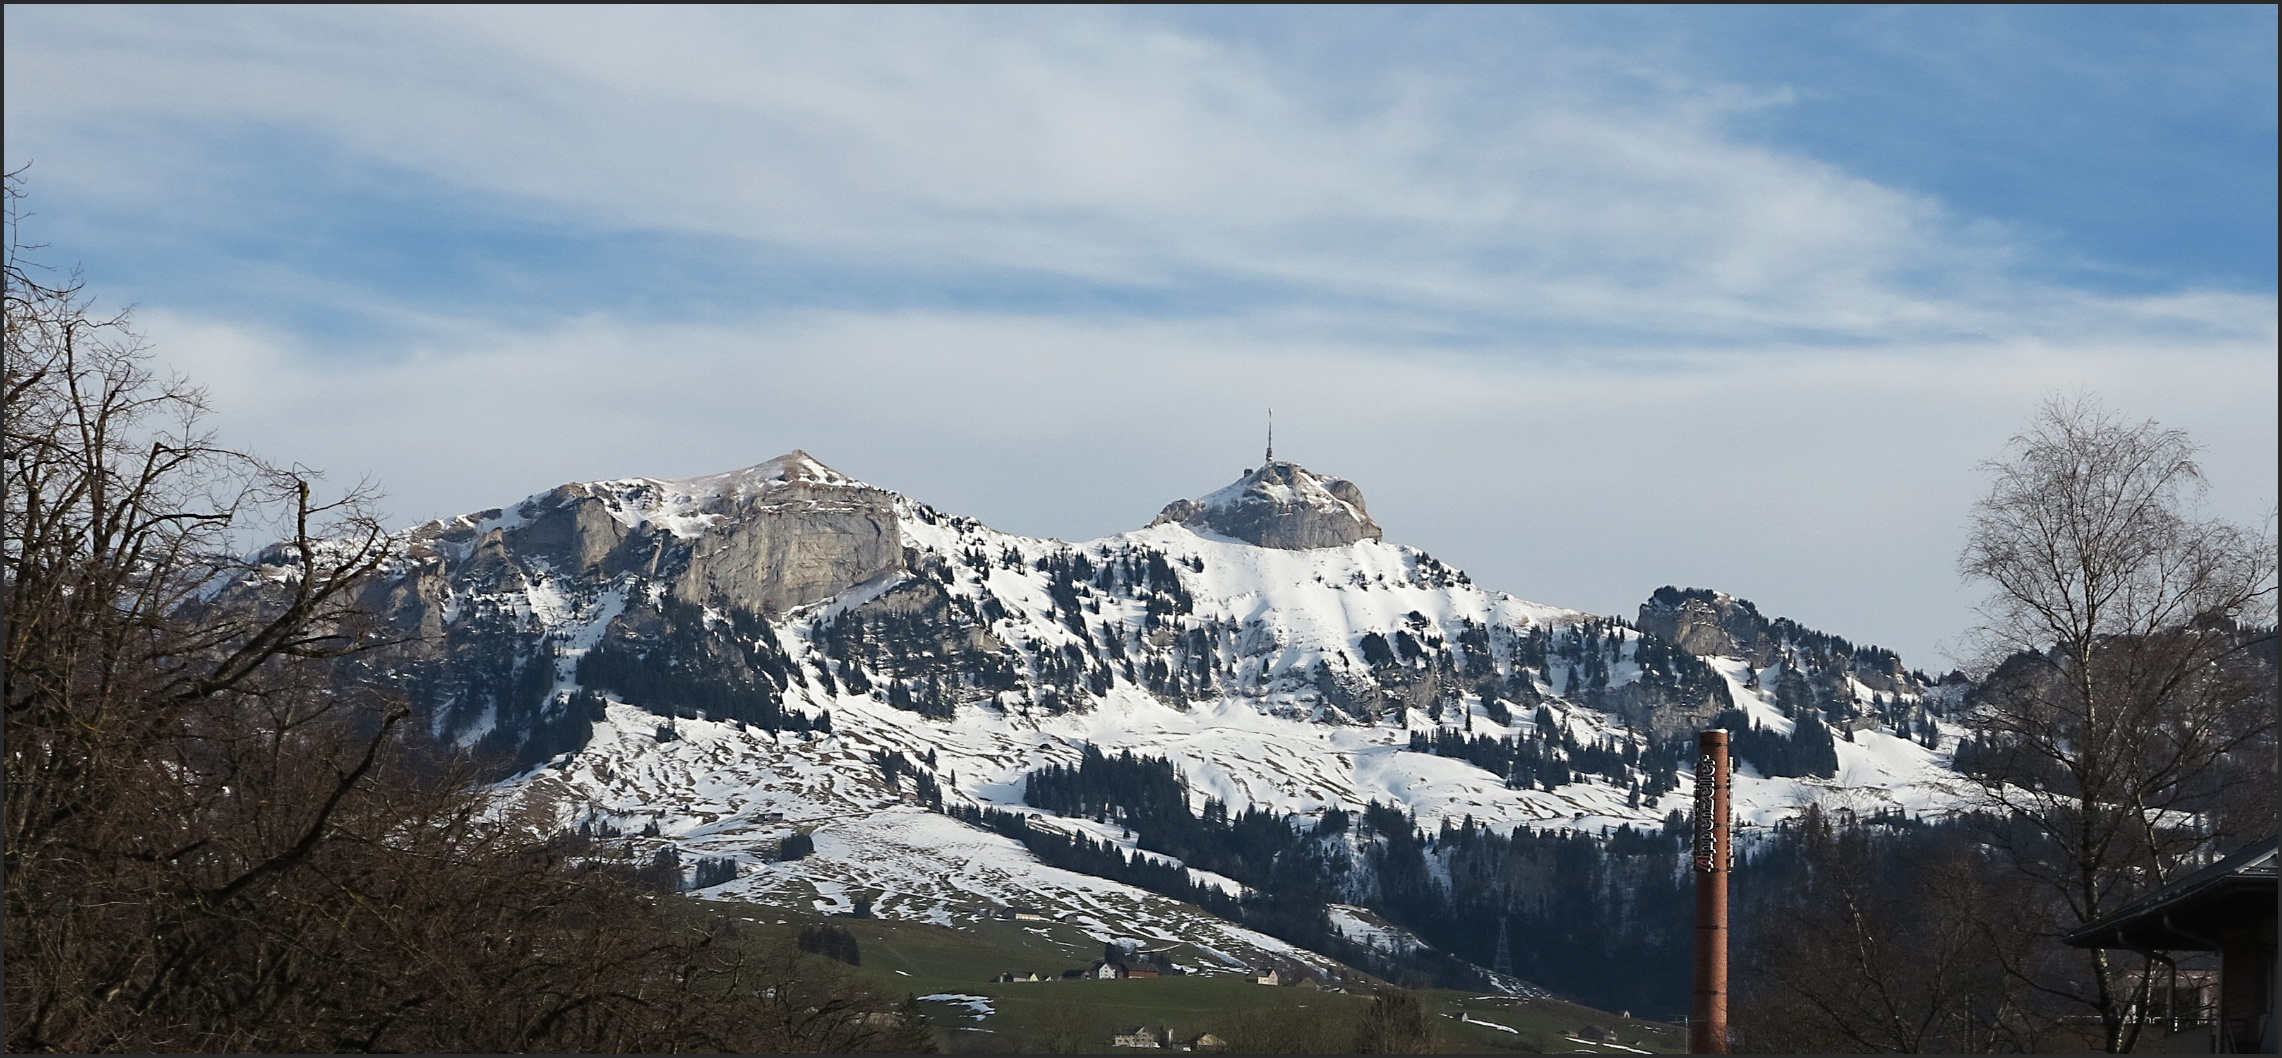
(7, 5, 2274, 666)
(1160, 5, 2278, 293)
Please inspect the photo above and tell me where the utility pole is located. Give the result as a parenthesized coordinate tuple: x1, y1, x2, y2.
(1691, 729, 1731, 1054)
(1492, 913, 1515, 978)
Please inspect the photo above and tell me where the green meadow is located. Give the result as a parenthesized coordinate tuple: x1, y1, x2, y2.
(705, 902, 1682, 1053)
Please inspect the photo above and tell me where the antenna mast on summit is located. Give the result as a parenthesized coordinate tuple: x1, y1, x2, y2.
(1266, 408, 1274, 463)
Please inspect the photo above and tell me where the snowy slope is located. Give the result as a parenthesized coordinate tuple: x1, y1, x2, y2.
(339, 452, 1965, 968)
(511, 704, 1342, 974)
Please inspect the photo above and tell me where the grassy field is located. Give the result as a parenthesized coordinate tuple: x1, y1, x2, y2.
(701, 900, 1683, 1053)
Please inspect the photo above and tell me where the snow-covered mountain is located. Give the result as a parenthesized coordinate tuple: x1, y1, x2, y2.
(320, 451, 1970, 985)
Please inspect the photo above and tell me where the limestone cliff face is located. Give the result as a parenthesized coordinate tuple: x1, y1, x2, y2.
(1150, 461, 1382, 549)
(1636, 588, 1776, 665)
(391, 451, 902, 622)
(313, 452, 908, 756)
(506, 487, 630, 576)
(664, 453, 904, 616)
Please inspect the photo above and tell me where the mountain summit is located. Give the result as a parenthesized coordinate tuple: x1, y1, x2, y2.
(222, 448, 1963, 1011)
(667, 449, 868, 498)
(1150, 460, 1382, 549)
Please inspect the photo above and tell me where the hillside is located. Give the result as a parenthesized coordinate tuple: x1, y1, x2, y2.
(235, 451, 1974, 1009)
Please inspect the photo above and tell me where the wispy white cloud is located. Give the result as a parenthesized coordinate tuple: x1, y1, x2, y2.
(13, 6, 2263, 345)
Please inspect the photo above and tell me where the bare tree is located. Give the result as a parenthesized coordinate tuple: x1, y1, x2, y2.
(1027, 997, 1105, 1054)
(4, 171, 934, 1052)
(1216, 998, 1369, 1055)
(3, 164, 406, 1047)
(1734, 811, 2051, 1054)
(1954, 395, 2277, 1053)
(1349, 988, 1436, 1053)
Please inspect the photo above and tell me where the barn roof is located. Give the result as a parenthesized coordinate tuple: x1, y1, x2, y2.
(2065, 837, 2277, 951)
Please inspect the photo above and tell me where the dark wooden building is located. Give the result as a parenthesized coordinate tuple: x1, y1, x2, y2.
(2066, 838, 2275, 1053)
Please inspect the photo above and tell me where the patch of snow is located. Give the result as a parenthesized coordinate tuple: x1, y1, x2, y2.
(917, 993, 994, 1020)
(1327, 904, 1427, 955)
(1455, 1012, 1520, 1033)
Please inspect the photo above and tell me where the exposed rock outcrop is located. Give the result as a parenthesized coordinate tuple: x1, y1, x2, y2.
(1151, 461, 1382, 549)
(667, 452, 904, 616)
(1600, 680, 1730, 741)
(1636, 588, 1776, 665)
(1637, 585, 1933, 724)
(507, 487, 630, 576)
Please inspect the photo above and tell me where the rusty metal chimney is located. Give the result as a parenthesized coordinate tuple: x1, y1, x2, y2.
(1691, 729, 1731, 1054)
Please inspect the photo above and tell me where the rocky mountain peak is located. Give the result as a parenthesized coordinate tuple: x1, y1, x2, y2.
(666, 450, 865, 504)
(655, 451, 902, 616)
(1636, 587, 1767, 661)
(1150, 460, 1383, 549)
(401, 450, 903, 624)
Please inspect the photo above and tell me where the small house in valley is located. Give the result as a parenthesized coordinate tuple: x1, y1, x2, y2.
(1111, 1025, 1166, 1048)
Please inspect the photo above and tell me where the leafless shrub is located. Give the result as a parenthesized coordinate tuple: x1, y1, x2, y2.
(1734, 812, 2059, 1053)
(3, 171, 931, 1053)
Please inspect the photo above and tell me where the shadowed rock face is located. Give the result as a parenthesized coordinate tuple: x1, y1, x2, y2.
(1151, 461, 1382, 549)
(506, 487, 629, 576)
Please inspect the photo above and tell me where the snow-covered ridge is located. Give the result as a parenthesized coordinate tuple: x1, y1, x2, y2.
(886, 483, 1577, 724)
(666, 449, 868, 495)
(320, 450, 1964, 964)
(403, 450, 882, 551)
(375, 451, 1955, 833)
